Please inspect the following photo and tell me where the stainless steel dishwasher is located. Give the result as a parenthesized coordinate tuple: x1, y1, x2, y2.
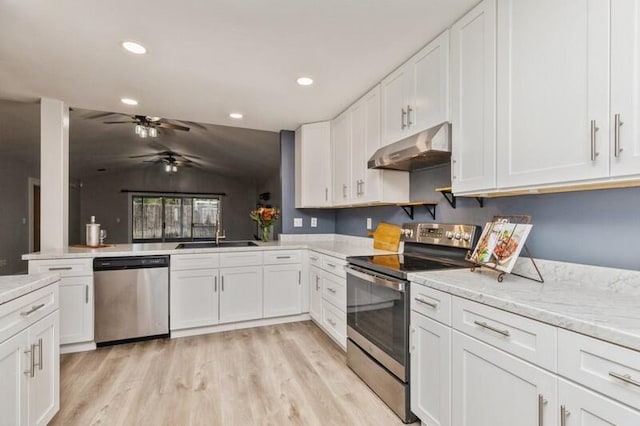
(94, 256, 169, 345)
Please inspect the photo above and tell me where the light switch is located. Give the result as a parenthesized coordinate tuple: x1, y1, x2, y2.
(367, 218, 373, 230)
(293, 218, 303, 227)
(311, 217, 317, 228)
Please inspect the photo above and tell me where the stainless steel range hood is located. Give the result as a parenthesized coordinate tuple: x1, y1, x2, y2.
(368, 122, 451, 171)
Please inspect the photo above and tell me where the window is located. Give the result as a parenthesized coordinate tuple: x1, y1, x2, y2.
(132, 195, 221, 242)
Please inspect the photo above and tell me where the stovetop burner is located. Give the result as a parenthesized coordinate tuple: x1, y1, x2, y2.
(347, 223, 481, 279)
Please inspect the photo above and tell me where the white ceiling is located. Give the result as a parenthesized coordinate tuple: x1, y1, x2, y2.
(0, 0, 477, 132)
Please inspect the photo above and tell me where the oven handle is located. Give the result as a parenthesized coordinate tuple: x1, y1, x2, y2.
(344, 265, 406, 293)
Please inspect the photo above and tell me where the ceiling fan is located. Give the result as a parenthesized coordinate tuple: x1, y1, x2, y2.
(129, 150, 200, 173)
(104, 115, 190, 138)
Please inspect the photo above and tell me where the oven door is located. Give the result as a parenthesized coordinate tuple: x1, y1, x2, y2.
(345, 264, 409, 381)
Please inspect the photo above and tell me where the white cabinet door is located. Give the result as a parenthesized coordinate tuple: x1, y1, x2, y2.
(610, 0, 640, 177)
(452, 331, 558, 426)
(451, 0, 497, 194)
(332, 110, 351, 205)
(59, 277, 93, 344)
(263, 264, 302, 318)
(0, 329, 29, 426)
(559, 379, 640, 426)
(410, 312, 451, 426)
(219, 266, 263, 323)
(170, 269, 219, 330)
(309, 267, 322, 322)
(295, 122, 332, 207)
(410, 30, 450, 133)
(28, 312, 59, 426)
(381, 64, 412, 146)
(496, 0, 610, 188)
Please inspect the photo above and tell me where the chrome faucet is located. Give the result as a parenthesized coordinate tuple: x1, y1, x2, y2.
(215, 226, 226, 245)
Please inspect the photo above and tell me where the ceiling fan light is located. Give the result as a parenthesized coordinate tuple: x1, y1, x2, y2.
(149, 127, 158, 137)
(165, 164, 171, 172)
(172, 165, 178, 172)
(135, 124, 142, 135)
(139, 127, 148, 138)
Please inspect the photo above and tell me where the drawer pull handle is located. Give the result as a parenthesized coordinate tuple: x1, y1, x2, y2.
(538, 394, 547, 426)
(473, 320, 510, 337)
(326, 263, 336, 268)
(327, 288, 337, 294)
(48, 266, 72, 271)
(327, 318, 336, 326)
(310, 257, 318, 261)
(415, 297, 438, 309)
(276, 256, 291, 259)
(36, 338, 43, 371)
(560, 405, 570, 426)
(315, 276, 320, 291)
(609, 371, 640, 388)
(21, 304, 46, 317)
(24, 345, 35, 377)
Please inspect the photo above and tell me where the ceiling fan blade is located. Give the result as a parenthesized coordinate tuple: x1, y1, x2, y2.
(103, 120, 136, 124)
(129, 153, 162, 159)
(86, 112, 122, 120)
(158, 122, 190, 131)
(177, 120, 207, 130)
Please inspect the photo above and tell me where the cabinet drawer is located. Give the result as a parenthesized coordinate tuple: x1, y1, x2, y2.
(0, 283, 59, 343)
(411, 283, 452, 326)
(307, 251, 322, 267)
(29, 259, 93, 277)
(263, 250, 302, 265)
(219, 251, 263, 267)
(322, 255, 346, 277)
(452, 296, 557, 371)
(558, 328, 640, 408)
(171, 253, 220, 271)
(322, 272, 346, 311)
(322, 299, 346, 349)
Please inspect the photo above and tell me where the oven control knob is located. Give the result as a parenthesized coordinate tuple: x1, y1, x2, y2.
(446, 231, 454, 239)
(463, 233, 471, 241)
(454, 232, 462, 240)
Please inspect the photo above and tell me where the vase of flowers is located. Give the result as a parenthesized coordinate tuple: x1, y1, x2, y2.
(250, 207, 280, 242)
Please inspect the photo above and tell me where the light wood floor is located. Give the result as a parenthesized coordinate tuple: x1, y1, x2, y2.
(52, 321, 408, 426)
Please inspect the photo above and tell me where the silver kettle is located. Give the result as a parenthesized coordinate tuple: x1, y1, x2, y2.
(86, 216, 101, 247)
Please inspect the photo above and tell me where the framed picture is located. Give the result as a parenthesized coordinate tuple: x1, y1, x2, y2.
(468, 217, 533, 274)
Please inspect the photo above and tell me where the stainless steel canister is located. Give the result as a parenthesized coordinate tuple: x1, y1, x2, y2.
(86, 222, 101, 247)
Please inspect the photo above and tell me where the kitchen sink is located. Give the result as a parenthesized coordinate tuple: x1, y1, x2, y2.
(175, 241, 259, 249)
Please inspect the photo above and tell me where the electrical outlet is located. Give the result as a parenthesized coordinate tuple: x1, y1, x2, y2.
(293, 218, 303, 228)
(367, 218, 373, 230)
(311, 217, 318, 228)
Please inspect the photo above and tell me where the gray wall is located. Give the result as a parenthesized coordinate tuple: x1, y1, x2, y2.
(280, 130, 336, 234)
(335, 165, 640, 271)
(0, 155, 38, 274)
(80, 167, 258, 244)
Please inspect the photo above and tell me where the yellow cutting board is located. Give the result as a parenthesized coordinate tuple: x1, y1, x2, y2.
(368, 222, 402, 252)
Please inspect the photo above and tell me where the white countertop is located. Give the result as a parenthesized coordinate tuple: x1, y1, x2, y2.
(409, 259, 640, 352)
(22, 235, 396, 261)
(0, 273, 60, 305)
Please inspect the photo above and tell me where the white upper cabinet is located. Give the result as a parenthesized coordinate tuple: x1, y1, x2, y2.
(295, 122, 332, 207)
(332, 110, 351, 206)
(382, 30, 450, 146)
(450, 0, 497, 194)
(496, 0, 610, 188)
(610, 0, 640, 177)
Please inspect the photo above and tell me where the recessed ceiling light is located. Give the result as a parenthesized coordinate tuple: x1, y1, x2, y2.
(229, 113, 243, 119)
(121, 98, 138, 106)
(122, 41, 146, 54)
(296, 77, 314, 86)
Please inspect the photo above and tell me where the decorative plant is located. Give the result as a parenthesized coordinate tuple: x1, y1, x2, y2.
(250, 207, 280, 242)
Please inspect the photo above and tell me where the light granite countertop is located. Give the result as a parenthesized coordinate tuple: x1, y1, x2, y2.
(408, 259, 640, 352)
(22, 234, 396, 261)
(0, 273, 60, 305)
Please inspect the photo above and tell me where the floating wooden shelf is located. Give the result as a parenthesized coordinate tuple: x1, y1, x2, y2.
(396, 201, 439, 220)
(435, 186, 484, 208)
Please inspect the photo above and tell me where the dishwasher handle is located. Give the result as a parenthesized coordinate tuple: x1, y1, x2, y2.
(93, 256, 170, 271)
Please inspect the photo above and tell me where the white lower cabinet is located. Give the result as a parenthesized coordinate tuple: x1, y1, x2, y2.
(410, 311, 451, 426)
(452, 330, 558, 426)
(559, 379, 640, 426)
(170, 269, 219, 330)
(58, 277, 93, 345)
(263, 264, 302, 318)
(219, 266, 263, 323)
(0, 284, 60, 426)
(309, 266, 322, 322)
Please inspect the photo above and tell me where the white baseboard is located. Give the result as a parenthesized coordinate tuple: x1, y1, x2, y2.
(61, 341, 96, 354)
(170, 313, 312, 339)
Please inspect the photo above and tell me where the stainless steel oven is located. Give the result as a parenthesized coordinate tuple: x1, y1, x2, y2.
(345, 264, 413, 422)
(346, 222, 480, 424)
